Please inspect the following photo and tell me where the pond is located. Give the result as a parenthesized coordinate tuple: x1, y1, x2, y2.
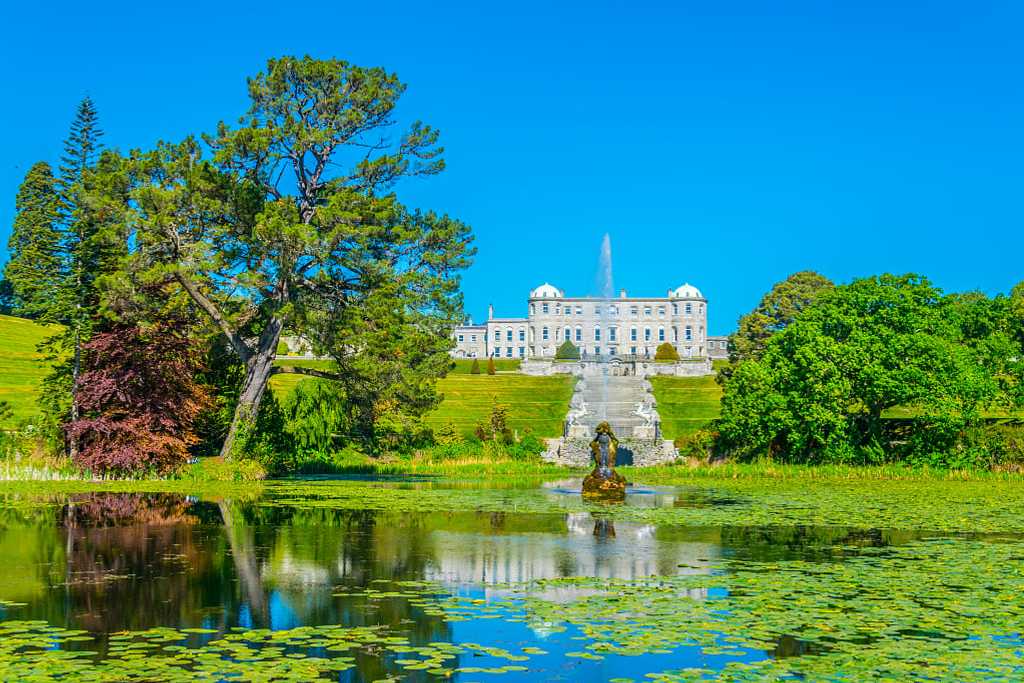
(0, 477, 1022, 681)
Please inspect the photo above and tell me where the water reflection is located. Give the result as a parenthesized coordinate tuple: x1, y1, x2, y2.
(0, 490, 930, 640)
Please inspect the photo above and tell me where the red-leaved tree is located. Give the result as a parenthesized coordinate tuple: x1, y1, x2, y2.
(67, 322, 211, 475)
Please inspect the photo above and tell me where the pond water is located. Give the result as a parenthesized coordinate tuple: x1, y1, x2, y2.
(1, 478, 1022, 681)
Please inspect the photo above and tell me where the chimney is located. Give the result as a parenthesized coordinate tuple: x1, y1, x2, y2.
(619, 289, 627, 298)
(488, 303, 494, 320)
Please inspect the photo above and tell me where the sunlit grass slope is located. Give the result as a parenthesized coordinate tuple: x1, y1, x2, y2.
(272, 357, 573, 438)
(0, 315, 57, 429)
(649, 374, 723, 439)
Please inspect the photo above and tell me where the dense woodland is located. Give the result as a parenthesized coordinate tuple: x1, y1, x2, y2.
(1, 58, 1022, 476)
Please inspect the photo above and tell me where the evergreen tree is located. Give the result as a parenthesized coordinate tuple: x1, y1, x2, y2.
(3, 162, 62, 317)
(487, 356, 497, 375)
(555, 340, 580, 360)
(654, 341, 680, 361)
(0, 279, 13, 315)
(37, 97, 107, 456)
(470, 358, 481, 374)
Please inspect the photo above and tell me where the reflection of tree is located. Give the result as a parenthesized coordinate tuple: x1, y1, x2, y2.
(217, 500, 269, 625)
(717, 525, 921, 563)
(57, 493, 213, 633)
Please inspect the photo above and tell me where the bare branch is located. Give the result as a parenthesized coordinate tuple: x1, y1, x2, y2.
(173, 272, 252, 362)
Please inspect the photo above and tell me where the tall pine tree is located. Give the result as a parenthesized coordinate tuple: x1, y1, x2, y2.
(4, 161, 63, 317)
(21, 97, 107, 456)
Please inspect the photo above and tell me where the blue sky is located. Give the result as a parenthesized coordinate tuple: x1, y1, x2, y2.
(1, 1, 1021, 334)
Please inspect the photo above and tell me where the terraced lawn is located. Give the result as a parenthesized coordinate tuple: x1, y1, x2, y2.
(0, 315, 58, 429)
(271, 358, 573, 438)
(649, 373, 723, 439)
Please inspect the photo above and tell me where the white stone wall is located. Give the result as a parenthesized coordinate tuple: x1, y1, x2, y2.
(526, 293, 708, 359)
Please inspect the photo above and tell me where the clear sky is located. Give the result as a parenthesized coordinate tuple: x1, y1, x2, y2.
(1, 1, 1021, 334)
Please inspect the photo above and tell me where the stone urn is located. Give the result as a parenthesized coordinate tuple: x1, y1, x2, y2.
(582, 421, 627, 501)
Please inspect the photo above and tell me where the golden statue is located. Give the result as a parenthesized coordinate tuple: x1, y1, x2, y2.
(581, 421, 627, 501)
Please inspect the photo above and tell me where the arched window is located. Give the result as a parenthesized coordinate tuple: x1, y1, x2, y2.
(630, 326, 638, 342)
(530, 303, 536, 315)
(658, 327, 665, 342)
(518, 327, 525, 342)
(564, 326, 571, 342)
(644, 327, 652, 342)
(542, 326, 549, 341)
(594, 326, 601, 341)
(575, 326, 582, 342)
(506, 327, 513, 342)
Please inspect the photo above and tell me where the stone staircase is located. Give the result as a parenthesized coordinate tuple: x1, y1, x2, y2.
(543, 372, 680, 468)
(577, 375, 649, 437)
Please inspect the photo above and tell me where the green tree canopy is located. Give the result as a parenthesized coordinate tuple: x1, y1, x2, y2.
(4, 161, 62, 318)
(118, 56, 473, 457)
(727, 270, 834, 365)
(654, 342, 680, 361)
(555, 340, 580, 360)
(716, 274, 1002, 466)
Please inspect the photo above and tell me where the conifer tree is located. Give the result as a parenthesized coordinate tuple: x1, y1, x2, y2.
(487, 356, 497, 375)
(3, 162, 62, 317)
(470, 358, 481, 374)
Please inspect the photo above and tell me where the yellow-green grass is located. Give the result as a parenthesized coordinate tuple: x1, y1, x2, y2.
(449, 358, 521, 374)
(649, 374, 723, 439)
(0, 315, 58, 429)
(425, 373, 574, 437)
(271, 359, 574, 438)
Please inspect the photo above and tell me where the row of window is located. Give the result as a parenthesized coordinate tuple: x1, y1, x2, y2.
(459, 326, 705, 344)
(530, 302, 702, 318)
(487, 346, 705, 358)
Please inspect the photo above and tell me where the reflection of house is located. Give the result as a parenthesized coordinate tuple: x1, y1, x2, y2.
(423, 513, 720, 585)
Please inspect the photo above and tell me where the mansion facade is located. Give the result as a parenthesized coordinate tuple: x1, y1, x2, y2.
(452, 283, 729, 361)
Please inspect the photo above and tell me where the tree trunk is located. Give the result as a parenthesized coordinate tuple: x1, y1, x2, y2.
(68, 323, 81, 460)
(219, 330, 281, 460)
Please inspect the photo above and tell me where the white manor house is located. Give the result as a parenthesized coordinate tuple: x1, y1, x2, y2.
(451, 283, 729, 362)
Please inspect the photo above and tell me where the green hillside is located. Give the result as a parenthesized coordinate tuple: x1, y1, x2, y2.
(272, 358, 573, 438)
(0, 315, 58, 429)
(649, 374, 723, 439)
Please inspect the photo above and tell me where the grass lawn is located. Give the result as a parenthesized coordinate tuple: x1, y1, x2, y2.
(271, 358, 573, 438)
(649, 374, 723, 439)
(0, 315, 58, 429)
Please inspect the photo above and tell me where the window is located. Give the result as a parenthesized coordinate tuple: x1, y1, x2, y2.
(609, 305, 618, 316)
(658, 327, 665, 342)
(471, 335, 476, 342)
(610, 347, 617, 355)
(657, 306, 665, 318)
(457, 334, 464, 342)
(644, 306, 652, 317)
(630, 346, 637, 355)
(609, 327, 617, 341)
(555, 304, 561, 315)
(506, 347, 513, 358)
(506, 329, 512, 342)
(595, 346, 601, 355)
(575, 327, 582, 342)
(685, 326, 693, 341)
(672, 303, 678, 315)
(530, 303, 535, 315)
(594, 326, 601, 341)
(518, 328, 525, 342)
(720, 340, 727, 349)
(630, 327, 637, 342)
(644, 327, 652, 342)
(564, 326, 570, 341)
(518, 346, 525, 358)
(542, 327, 549, 341)
(630, 306, 638, 317)
(575, 305, 583, 315)
(542, 302, 549, 314)
(672, 327, 678, 342)
(594, 305, 602, 315)
(685, 302, 692, 315)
